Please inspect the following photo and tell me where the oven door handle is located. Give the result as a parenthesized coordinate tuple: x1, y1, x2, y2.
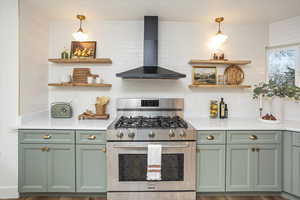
(112, 144, 189, 149)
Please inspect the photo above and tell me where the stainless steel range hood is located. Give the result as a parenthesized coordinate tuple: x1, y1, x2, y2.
(116, 16, 186, 79)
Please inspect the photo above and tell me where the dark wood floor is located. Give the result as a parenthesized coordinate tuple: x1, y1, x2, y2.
(1, 196, 287, 200)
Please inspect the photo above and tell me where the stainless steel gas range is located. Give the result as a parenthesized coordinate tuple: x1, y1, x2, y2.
(106, 98, 196, 200)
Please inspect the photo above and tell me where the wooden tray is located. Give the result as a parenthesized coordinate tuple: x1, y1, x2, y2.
(224, 65, 245, 85)
(78, 114, 110, 120)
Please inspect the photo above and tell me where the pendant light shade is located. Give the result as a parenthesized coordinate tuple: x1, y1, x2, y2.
(73, 15, 88, 41)
(210, 17, 228, 50)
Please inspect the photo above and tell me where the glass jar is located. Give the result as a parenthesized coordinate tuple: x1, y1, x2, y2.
(210, 100, 218, 119)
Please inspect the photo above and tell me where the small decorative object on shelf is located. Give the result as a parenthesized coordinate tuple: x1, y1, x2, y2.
(224, 65, 245, 85)
(192, 66, 217, 85)
(61, 47, 69, 59)
(212, 49, 227, 61)
(78, 96, 110, 120)
(253, 80, 300, 122)
(71, 41, 96, 59)
(72, 68, 98, 83)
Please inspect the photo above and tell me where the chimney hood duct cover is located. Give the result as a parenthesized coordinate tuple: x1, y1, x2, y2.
(116, 16, 186, 79)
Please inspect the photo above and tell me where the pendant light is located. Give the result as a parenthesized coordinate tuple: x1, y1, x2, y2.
(72, 15, 88, 41)
(211, 17, 228, 49)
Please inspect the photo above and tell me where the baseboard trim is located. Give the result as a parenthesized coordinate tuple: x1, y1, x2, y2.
(281, 192, 300, 200)
(0, 186, 19, 199)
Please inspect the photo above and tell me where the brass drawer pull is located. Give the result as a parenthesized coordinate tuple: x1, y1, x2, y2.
(100, 148, 106, 153)
(206, 135, 215, 140)
(249, 135, 258, 140)
(43, 135, 52, 139)
(88, 135, 97, 140)
(256, 148, 260, 152)
(41, 147, 49, 152)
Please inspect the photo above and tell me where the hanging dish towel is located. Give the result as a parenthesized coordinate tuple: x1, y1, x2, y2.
(147, 144, 162, 181)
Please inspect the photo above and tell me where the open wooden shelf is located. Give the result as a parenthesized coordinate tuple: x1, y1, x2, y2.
(189, 84, 251, 89)
(189, 59, 251, 65)
(48, 83, 112, 87)
(48, 58, 112, 64)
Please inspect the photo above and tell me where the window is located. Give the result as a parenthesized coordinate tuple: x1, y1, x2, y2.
(267, 46, 299, 86)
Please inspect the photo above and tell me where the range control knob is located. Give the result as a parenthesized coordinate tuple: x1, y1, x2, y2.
(149, 131, 155, 138)
(169, 129, 175, 137)
(180, 130, 186, 137)
(128, 132, 135, 138)
(116, 131, 124, 138)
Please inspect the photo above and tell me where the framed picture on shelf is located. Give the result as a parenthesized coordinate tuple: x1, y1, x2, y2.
(71, 41, 97, 59)
(192, 66, 217, 85)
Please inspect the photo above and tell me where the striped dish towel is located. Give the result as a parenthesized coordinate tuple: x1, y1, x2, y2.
(147, 144, 162, 181)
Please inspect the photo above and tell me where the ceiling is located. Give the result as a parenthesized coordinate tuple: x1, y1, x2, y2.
(25, 0, 300, 24)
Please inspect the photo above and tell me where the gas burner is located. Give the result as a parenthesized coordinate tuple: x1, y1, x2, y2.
(114, 116, 188, 129)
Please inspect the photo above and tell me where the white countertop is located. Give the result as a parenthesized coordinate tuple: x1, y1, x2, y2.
(17, 112, 300, 132)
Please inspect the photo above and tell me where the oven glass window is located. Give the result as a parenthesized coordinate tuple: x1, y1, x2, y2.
(119, 154, 184, 181)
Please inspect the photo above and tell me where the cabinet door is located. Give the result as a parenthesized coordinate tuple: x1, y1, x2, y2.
(76, 145, 107, 192)
(47, 144, 75, 192)
(254, 144, 281, 191)
(293, 146, 300, 197)
(19, 144, 48, 192)
(226, 145, 254, 191)
(283, 132, 293, 193)
(196, 145, 225, 192)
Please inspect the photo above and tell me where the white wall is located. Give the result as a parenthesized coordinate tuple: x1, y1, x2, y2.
(269, 16, 300, 121)
(19, 1, 49, 115)
(49, 20, 268, 119)
(0, 0, 19, 198)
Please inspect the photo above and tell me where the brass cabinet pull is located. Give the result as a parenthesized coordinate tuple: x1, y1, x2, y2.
(100, 148, 106, 153)
(249, 135, 258, 140)
(88, 135, 97, 140)
(41, 147, 49, 152)
(43, 135, 52, 139)
(251, 147, 256, 152)
(256, 148, 260, 152)
(206, 135, 215, 140)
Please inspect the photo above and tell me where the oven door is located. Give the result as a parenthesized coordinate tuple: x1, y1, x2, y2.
(107, 141, 196, 192)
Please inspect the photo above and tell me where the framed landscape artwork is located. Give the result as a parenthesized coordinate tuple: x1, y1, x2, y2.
(192, 66, 217, 85)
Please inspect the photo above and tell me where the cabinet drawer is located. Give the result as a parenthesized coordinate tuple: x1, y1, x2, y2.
(76, 130, 106, 144)
(197, 131, 226, 144)
(227, 131, 281, 144)
(293, 132, 300, 147)
(19, 130, 75, 144)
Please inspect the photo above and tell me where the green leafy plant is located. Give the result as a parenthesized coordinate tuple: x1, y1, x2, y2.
(253, 80, 300, 101)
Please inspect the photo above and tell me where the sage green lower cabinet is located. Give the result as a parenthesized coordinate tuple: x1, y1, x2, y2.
(47, 144, 75, 192)
(226, 145, 253, 191)
(76, 145, 107, 192)
(19, 144, 48, 193)
(196, 145, 225, 192)
(283, 132, 293, 194)
(226, 144, 281, 192)
(293, 146, 300, 197)
(253, 144, 281, 191)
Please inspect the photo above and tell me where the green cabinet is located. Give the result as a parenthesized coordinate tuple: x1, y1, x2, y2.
(226, 144, 281, 192)
(19, 130, 75, 193)
(19, 144, 48, 192)
(293, 146, 300, 196)
(196, 145, 225, 192)
(76, 144, 107, 192)
(47, 144, 75, 192)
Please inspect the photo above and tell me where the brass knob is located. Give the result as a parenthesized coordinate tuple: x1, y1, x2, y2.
(41, 147, 49, 152)
(251, 147, 256, 152)
(43, 135, 52, 139)
(206, 135, 215, 140)
(88, 135, 96, 140)
(100, 148, 106, 153)
(249, 135, 258, 140)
